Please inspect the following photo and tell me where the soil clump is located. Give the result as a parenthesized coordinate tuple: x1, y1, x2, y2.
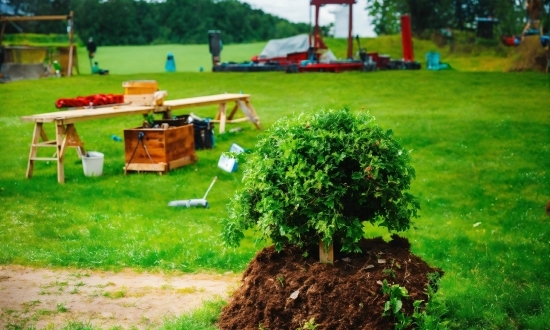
(507, 35, 549, 72)
(218, 235, 442, 330)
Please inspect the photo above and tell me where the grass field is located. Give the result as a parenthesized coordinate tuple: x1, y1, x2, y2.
(1, 38, 550, 328)
(76, 42, 266, 75)
(74, 35, 514, 74)
(2, 32, 521, 74)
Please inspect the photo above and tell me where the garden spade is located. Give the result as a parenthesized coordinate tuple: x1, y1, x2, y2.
(168, 176, 217, 208)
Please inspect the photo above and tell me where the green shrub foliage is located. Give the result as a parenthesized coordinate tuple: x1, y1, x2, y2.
(221, 108, 419, 253)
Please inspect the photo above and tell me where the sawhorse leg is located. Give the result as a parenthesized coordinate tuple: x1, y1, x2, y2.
(55, 122, 86, 184)
(236, 100, 262, 130)
(213, 98, 261, 133)
(217, 102, 227, 133)
(26, 122, 85, 184)
(227, 104, 239, 120)
(56, 122, 65, 183)
(244, 99, 262, 130)
(26, 122, 47, 179)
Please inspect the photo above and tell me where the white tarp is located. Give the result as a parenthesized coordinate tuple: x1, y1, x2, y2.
(319, 49, 337, 63)
(258, 34, 337, 62)
(258, 34, 310, 59)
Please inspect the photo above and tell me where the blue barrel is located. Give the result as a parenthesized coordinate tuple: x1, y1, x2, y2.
(165, 52, 176, 72)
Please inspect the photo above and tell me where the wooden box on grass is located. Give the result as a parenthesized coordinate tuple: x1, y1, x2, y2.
(123, 124, 196, 174)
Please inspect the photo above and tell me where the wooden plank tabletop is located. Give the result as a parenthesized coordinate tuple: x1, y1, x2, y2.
(20, 94, 251, 124)
(163, 93, 250, 110)
(20, 104, 155, 124)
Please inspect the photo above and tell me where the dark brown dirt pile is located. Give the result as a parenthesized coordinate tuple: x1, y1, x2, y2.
(507, 35, 549, 72)
(218, 236, 443, 330)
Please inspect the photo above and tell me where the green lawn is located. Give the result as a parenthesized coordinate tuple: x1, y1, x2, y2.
(72, 35, 514, 75)
(1, 67, 550, 329)
(2, 32, 519, 75)
(76, 42, 265, 75)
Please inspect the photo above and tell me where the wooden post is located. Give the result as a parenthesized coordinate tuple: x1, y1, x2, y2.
(56, 122, 66, 184)
(227, 104, 239, 120)
(314, 4, 320, 48)
(319, 240, 334, 264)
(26, 123, 42, 179)
(400, 14, 414, 62)
(218, 102, 227, 133)
(244, 100, 262, 130)
(347, 3, 353, 59)
(67, 11, 74, 77)
(0, 21, 6, 46)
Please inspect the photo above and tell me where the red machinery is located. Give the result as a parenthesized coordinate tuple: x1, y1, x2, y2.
(300, 0, 364, 72)
(247, 0, 364, 73)
(212, 1, 420, 72)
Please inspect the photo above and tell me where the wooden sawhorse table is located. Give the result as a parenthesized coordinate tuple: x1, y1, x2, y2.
(20, 93, 260, 183)
(162, 93, 261, 133)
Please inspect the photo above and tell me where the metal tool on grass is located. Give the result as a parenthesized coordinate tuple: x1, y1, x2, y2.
(168, 176, 218, 208)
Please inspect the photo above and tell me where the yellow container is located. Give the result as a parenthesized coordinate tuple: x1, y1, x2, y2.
(122, 80, 158, 95)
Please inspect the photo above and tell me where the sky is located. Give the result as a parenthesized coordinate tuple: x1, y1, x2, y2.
(239, 0, 376, 37)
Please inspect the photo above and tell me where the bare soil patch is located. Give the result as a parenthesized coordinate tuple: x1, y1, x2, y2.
(218, 236, 443, 330)
(0, 265, 240, 329)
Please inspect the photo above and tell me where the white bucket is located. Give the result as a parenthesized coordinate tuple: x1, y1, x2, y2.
(82, 151, 104, 177)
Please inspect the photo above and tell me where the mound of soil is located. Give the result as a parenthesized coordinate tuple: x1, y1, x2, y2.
(507, 35, 549, 72)
(218, 236, 443, 330)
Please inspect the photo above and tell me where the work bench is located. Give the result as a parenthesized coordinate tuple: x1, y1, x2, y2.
(20, 93, 261, 184)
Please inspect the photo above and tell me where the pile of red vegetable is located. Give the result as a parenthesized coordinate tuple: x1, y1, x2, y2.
(55, 94, 124, 109)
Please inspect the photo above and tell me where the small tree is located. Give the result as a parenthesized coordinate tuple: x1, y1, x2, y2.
(221, 108, 419, 255)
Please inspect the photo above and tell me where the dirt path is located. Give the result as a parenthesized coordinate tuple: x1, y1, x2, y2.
(0, 265, 241, 329)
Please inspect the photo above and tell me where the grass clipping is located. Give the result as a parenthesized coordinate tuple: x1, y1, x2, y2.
(507, 35, 549, 72)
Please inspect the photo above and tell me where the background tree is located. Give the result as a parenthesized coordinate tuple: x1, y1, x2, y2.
(0, 0, 311, 45)
(366, 0, 549, 37)
(2, 0, 549, 43)
(366, 0, 402, 35)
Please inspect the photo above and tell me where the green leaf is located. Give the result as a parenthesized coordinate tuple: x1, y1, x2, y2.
(384, 301, 391, 313)
(393, 299, 403, 314)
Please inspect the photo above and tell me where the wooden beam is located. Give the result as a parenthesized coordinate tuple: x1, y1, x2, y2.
(67, 11, 74, 77)
(227, 103, 239, 120)
(319, 240, 334, 263)
(0, 15, 71, 22)
(218, 102, 227, 133)
(0, 21, 6, 45)
(310, 0, 355, 5)
(55, 122, 66, 184)
(26, 123, 42, 179)
(347, 3, 353, 59)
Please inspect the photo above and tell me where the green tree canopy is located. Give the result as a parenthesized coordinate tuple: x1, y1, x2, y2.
(221, 108, 420, 254)
(1, 0, 311, 45)
(366, 0, 550, 36)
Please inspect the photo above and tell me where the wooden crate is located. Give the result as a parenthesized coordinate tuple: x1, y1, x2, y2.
(123, 94, 155, 106)
(123, 124, 196, 174)
(122, 80, 158, 105)
(122, 80, 158, 95)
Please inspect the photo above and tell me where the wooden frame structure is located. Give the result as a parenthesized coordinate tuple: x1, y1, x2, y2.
(310, 0, 355, 59)
(20, 93, 261, 184)
(0, 12, 75, 76)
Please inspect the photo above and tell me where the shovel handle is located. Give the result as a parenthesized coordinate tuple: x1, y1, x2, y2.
(202, 176, 218, 200)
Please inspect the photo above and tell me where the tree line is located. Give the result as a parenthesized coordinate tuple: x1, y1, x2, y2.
(367, 0, 550, 37)
(2, 0, 311, 46)
(3, 0, 549, 45)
